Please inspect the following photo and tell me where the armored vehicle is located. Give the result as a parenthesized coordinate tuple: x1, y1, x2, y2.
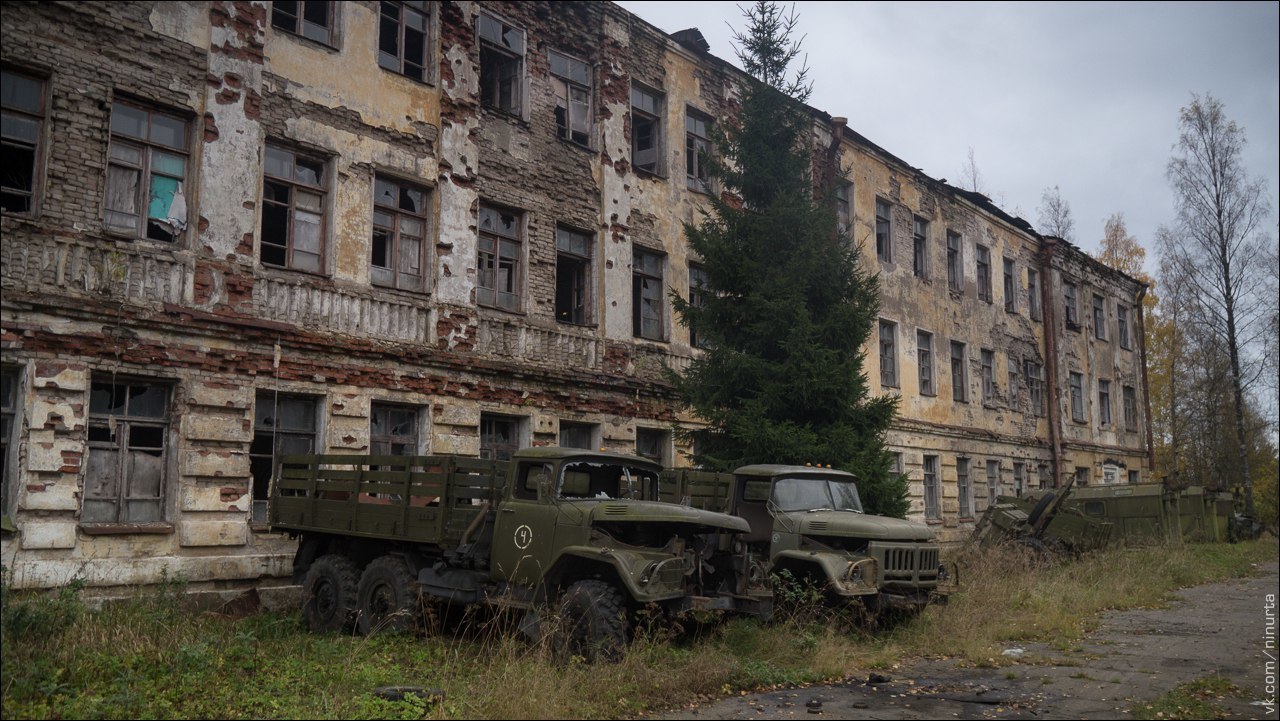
(661, 465, 955, 612)
(970, 477, 1112, 558)
(270, 447, 771, 659)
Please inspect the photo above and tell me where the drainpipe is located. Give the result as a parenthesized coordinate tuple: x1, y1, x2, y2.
(826, 116, 847, 197)
(1136, 284, 1156, 475)
(1039, 237, 1064, 489)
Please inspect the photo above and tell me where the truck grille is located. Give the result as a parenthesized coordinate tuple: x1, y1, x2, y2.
(870, 542, 940, 587)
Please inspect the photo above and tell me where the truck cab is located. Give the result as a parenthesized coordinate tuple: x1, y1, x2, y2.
(663, 464, 955, 612)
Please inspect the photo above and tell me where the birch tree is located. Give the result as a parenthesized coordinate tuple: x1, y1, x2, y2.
(1162, 93, 1274, 516)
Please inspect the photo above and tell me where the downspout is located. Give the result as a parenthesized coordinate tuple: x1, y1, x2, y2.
(1136, 284, 1156, 475)
(826, 116, 847, 198)
(1039, 237, 1064, 489)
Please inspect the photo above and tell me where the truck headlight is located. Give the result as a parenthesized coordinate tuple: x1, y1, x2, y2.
(938, 563, 949, 581)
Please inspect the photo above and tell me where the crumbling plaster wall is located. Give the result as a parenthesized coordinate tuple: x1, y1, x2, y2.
(1048, 244, 1149, 484)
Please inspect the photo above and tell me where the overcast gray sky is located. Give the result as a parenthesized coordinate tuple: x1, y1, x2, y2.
(617, 1, 1280, 267)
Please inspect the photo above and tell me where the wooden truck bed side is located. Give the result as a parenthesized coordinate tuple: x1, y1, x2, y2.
(269, 454, 504, 546)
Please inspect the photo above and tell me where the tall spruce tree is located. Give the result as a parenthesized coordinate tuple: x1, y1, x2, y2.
(671, 1, 907, 517)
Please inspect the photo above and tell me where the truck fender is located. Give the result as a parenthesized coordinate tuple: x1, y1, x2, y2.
(771, 550, 879, 597)
(545, 546, 685, 605)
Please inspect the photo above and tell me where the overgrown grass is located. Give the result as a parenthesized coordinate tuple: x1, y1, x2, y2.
(1131, 674, 1243, 720)
(3, 540, 1275, 719)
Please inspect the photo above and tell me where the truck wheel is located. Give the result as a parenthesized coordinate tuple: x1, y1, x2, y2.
(356, 556, 419, 635)
(556, 580, 629, 663)
(1026, 491, 1056, 527)
(303, 555, 359, 633)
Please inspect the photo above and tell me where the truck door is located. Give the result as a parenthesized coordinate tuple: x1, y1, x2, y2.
(491, 461, 560, 587)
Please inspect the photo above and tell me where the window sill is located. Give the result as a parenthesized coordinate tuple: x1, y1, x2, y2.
(273, 28, 340, 54)
(634, 167, 667, 181)
(371, 282, 433, 301)
(79, 522, 174, 536)
(259, 263, 330, 281)
(556, 136, 596, 154)
(481, 105, 526, 124)
(477, 302, 526, 318)
(377, 65, 435, 87)
(925, 518, 942, 525)
(633, 335, 669, 345)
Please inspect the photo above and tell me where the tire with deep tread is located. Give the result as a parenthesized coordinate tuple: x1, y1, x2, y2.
(556, 580, 629, 663)
(356, 555, 420, 635)
(302, 554, 360, 633)
(1026, 491, 1056, 527)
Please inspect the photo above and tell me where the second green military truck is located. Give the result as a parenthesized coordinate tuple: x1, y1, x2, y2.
(661, 464, 955, 614)
(270, 447, 771, 660)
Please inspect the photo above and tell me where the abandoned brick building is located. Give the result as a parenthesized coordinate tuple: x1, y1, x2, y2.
(0, 1, 1152, 590)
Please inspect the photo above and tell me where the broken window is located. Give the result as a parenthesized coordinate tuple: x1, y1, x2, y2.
(1028, 269, 1042, 321)
(633, 247, 664, 340)
(1013, 462, 1025, 497)
(986, 459, 1001, 501)
(987, 459, 1000, 504)
(378, 1, 431, 82)
(1098, 379, 1112, 426)
(105, 101, 189, 242)
(636, 427, 667, 464)
(879, 319, 898, 387)
(631, 84, 663, 174)
(555, 225, 592, 325)
(689, 263, 710, 348)
(370, 402, 419, 456)
(1075, 466, 1091, 487)
(1123, 385, 1137, 431)
(480, 414, 521, 461)
(957, 457, 972, 519)
(1025, 359, 1044, 415)
(477, 203, 522, 311)
(559, 421, 595, 450)
(946, 231, 962, 292)
(1, 368, 18, 517)
(1064, 281, 1079, 328)
(912, 216, 929, 278)
(950, 340, 967, 403)
(371, 175, 429, 292)
(975, 244, 991, 302)
(272, 0, 336, 46)
(1069, 371, 1085, 423)
(685, 109, 712, 193)
(550, 50, 592, 146)
(85, 378, 170, 524)
(836, 182, 852, 235)
(1003, 257, 1016, 312)
(250, 392, 318, 524)
(923, 455, 939, 520)
(981, 348, 994, 406)
(1008, 352, 1020, 407)
(917, 330, 934, 396)
(478, 11, 524, 115)
(875, 199, 892, 262)
(1118, 304, 1131, 349)
(1, 69, 44, 214)
(1092, 294, 1107, 340)
(261, 144, 325, 273)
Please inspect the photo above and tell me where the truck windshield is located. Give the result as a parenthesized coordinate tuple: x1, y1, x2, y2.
(772, 476, 864, 513)
(558, 461, 660, 500)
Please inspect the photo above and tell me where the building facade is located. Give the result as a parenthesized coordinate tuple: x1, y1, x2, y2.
(0, 0, 1151, 589)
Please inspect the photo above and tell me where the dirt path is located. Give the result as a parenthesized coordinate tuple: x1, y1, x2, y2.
(658, 558, 1278, 720)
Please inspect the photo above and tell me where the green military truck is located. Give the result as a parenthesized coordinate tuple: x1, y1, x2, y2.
(269, 447, 771, 659)
(660, 464, 955, 613)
